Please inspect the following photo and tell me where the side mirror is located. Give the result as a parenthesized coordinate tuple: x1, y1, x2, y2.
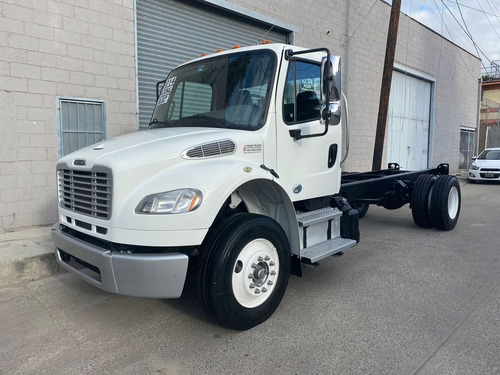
(321, 56, 341, 125)
(321, 56, 341, 102)
(471, 156, 477, 161)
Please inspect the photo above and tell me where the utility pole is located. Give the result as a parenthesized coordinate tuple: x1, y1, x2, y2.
(372, 0, 402, 171)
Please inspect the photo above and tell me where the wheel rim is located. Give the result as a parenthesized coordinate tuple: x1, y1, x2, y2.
(232, 239, 279, 308)
(447, 186, 459, 219)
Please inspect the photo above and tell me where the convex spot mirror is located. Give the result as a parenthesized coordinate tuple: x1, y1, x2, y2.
(321, 56, 341, 125)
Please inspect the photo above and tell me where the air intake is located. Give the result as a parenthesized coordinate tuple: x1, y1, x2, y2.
(182, 139, 236, 159)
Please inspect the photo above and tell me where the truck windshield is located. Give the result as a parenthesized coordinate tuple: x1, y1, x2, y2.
(150, 50, 276, 131)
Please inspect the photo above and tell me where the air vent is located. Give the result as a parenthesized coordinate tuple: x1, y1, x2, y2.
(183, 139, 236, 159)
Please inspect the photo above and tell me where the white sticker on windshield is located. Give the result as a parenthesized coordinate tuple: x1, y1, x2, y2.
(158, 77, 176, 105)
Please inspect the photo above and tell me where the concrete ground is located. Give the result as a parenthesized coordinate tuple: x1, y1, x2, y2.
(0, 180, 499, 375)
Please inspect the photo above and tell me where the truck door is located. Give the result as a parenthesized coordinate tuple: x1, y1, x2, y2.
(276, 57, 342, 201)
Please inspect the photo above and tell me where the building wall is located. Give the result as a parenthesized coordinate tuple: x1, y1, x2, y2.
(231, 0, 480, 171)
(0, 0, 137, 232)
(0, 0, 480, 232)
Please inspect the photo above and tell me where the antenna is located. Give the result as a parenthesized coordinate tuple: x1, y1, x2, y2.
(258, 24, 276, 44)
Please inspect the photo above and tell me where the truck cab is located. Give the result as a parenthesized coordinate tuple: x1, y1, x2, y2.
(52, 43, 460, 330)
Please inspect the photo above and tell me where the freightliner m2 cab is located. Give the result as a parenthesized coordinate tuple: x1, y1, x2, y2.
(52, 43, 461, 330)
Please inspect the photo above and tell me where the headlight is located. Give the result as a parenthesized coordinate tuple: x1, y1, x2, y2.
(469, 164, 479, 170)
(136, 189, 202, 214)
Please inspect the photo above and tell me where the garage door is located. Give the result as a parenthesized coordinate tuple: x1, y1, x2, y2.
(387, 71, 432, 170)
(136, 0, 290, 129)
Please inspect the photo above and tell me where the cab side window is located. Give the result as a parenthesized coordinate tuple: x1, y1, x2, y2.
(283, 61, 321, 124)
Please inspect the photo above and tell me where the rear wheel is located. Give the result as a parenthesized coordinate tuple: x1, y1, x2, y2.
(411, 174, 437, 228)
(430, 175, 461, 231)
(197, 213, 291, 330)
(351, 201, 369, 218)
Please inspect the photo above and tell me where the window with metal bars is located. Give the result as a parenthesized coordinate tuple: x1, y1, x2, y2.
(57, 97, 107, 157)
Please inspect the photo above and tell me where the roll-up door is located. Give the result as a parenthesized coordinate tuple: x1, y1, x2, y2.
(136, 0, 290, 129)
(387, 71, 432, 170)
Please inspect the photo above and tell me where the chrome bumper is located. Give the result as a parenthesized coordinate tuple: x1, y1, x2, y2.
(51, 223, 189, 298)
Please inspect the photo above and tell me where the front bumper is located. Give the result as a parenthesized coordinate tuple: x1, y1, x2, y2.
(468, 170, 500, 181)
(51, 224, 189, 298)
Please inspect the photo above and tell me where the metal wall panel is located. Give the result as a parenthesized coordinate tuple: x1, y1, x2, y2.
(136, 0, 289, 129)
(58, 99, 106, 157)
(387, 71, 432, 170)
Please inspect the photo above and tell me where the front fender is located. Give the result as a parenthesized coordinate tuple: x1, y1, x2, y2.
(116, 158, 277, 234)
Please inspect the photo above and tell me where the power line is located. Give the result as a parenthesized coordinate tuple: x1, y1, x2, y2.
(443, 0, 499, 17)
(344, 0, 379, 45)
(425, 0, 479, 78)
(441, 0, 493, 67)
(476, 0, 500, 40)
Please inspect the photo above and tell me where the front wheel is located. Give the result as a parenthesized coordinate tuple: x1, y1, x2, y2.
(197, 214, 291, 330)
(430, 175, 461, 231)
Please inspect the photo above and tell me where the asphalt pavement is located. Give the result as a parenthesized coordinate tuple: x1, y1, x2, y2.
(1, 180, 499, 375)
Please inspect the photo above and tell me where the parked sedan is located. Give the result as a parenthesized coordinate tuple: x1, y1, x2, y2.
(468, 147, 500, 182)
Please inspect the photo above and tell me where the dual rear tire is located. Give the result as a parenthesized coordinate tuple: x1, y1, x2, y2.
(411, 174, 461, 231)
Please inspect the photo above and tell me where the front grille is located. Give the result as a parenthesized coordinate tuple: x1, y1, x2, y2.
(58, 168, 112, 219)
(480, 168, 500, 172)
(480, 172, 500, 178)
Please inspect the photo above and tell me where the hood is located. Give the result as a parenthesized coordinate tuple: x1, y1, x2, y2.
(472, 159, 500, 169)
(58, 127, 264, 171)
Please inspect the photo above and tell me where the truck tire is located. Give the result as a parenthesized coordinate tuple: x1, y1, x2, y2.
(197, 213, 291, 330)
(411, 174, 437, 228)
(430, 175, 461, 231)
(351, 201, 369, 218)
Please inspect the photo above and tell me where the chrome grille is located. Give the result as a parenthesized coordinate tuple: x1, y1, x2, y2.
(184, 139, 236, 159)
(58, 168, 112, 219)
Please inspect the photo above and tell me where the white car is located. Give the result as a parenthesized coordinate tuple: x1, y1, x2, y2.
(468, 147, 500, 182)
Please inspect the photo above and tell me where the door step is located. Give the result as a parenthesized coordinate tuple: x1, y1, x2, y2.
(297, 207, 341, 227)
(301, 237, 357, 264)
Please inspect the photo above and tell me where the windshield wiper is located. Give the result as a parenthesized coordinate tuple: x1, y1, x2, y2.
(177, 114, 226, 127)
(149, 118, 170, 128)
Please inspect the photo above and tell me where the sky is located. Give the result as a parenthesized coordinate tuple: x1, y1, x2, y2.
(392, 0, 500, 73)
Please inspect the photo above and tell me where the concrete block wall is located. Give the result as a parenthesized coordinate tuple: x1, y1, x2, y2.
(0, 0, 137, 233)
(0, 0, 480, 233)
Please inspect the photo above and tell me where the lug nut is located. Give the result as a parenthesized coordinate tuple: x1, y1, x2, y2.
(269, 261, 275, 266)
(248, 273, 253, 279)
(249, 283, 255, 289)
(255, 288, 261, 294)
(265, 256, 270, 261)
(267, 280, 273, 286)
(270, 270, 276, 275)
(258, 256, 263, 262)
(251, 263, 256, 268)
(262, 287, 267, 293)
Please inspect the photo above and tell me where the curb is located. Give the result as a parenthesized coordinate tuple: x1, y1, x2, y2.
(0, 225, 66, 288)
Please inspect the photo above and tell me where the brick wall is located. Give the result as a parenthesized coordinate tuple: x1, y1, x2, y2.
(0, 0, 137, 233)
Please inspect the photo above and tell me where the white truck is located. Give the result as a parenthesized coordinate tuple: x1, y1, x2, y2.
(52, 43, 461, 330)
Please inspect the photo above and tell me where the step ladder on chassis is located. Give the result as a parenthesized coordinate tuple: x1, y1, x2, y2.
(297, 207, 357, 264)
